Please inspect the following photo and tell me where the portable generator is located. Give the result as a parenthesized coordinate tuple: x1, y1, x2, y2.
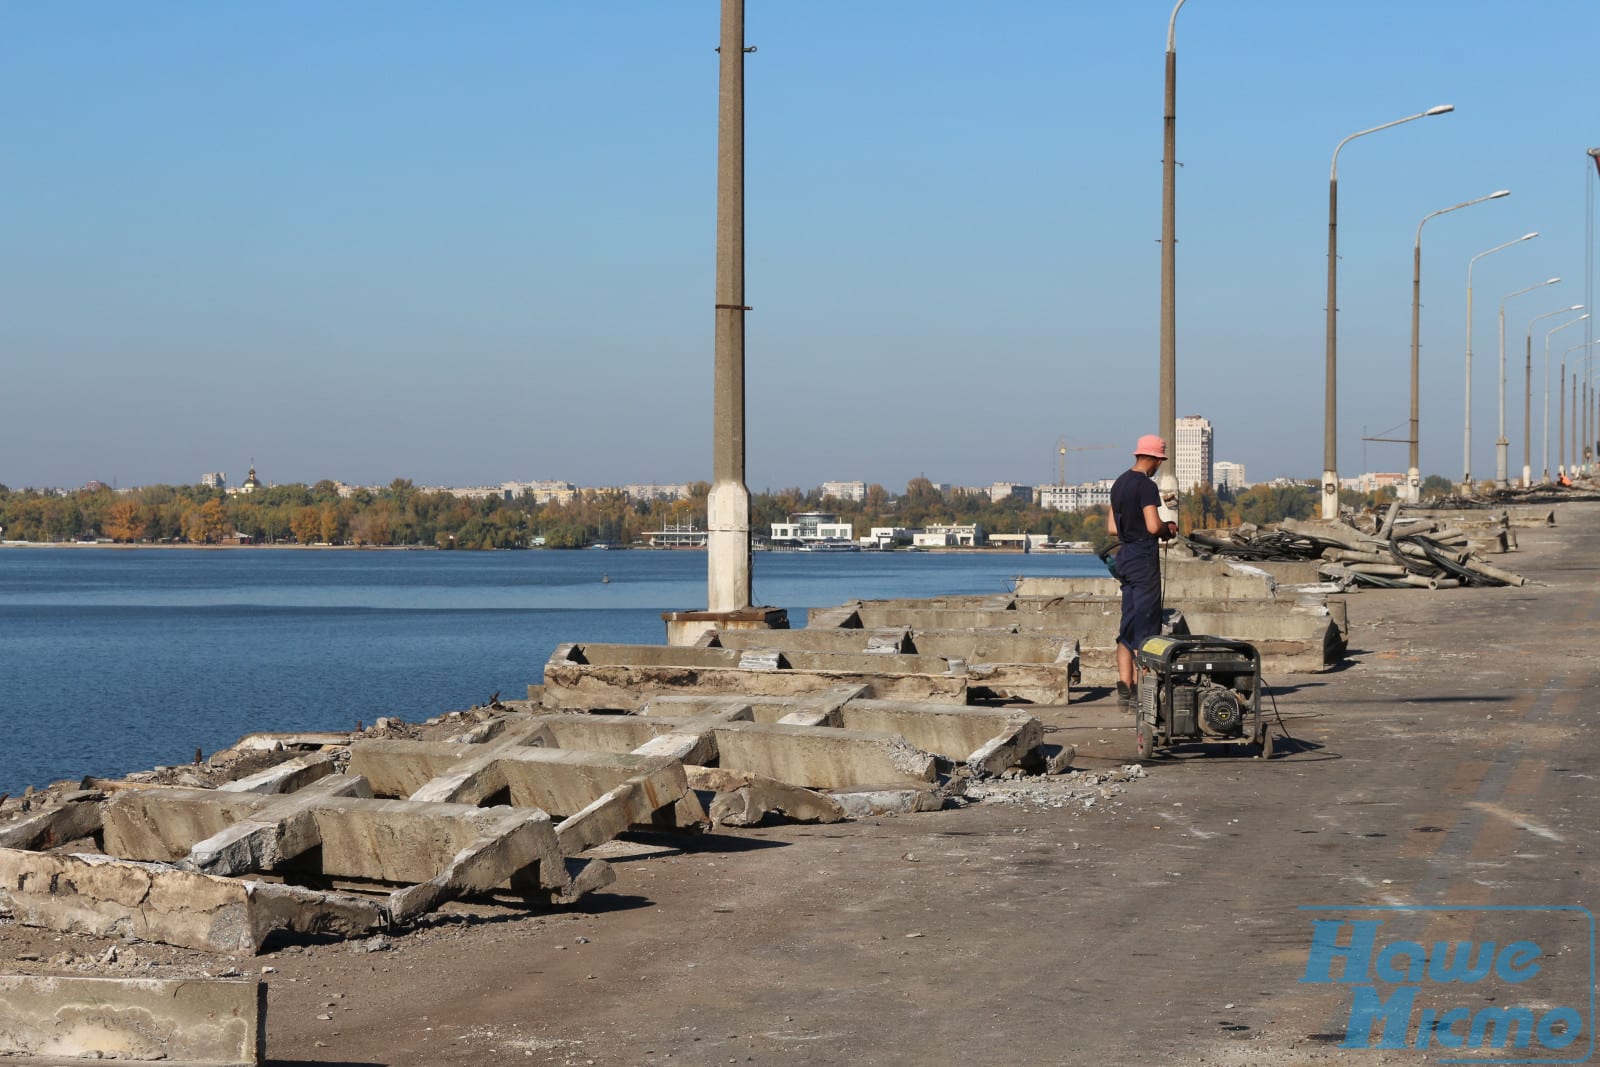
(1134, 635, 1271, 759)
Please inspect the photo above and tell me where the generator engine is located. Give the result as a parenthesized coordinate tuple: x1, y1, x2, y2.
(1133, 635, 1270, 758)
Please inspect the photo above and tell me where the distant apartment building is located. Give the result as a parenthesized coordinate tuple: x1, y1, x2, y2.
(1340, 472, 1406, 493)
(988, 482, 1033, 504)
(1037, 479, 1114, 513)
(622, 483, 691, 503)
(201, 472, 226, 490)
(820, 480, 866, 503)
(500, 480, 578, 505)
(770, 512, 853, 543)
(1175, 415, 1214, 492)
(1212, 461, 1247, 493)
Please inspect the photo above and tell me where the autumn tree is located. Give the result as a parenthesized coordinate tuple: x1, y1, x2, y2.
(291, 506, 322, 544)
(181, 498, 229, 544)
(103, 500, 146, 543)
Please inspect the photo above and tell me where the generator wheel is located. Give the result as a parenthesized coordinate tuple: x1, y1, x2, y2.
(1135, 718, 1155, 760)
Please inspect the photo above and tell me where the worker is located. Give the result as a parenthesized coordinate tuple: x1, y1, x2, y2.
(1106, 434, 1178, 712)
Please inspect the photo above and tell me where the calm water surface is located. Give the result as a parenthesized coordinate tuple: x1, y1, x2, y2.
(0, 546, 1102, 793)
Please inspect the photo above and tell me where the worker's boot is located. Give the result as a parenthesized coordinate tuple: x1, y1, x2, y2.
(1116, 681, 1135, 713)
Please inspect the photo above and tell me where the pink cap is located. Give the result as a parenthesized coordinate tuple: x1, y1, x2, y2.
(1134, 434, 1168, 460)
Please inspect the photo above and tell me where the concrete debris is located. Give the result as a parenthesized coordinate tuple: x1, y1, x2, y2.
(0, 975, 265, 1066)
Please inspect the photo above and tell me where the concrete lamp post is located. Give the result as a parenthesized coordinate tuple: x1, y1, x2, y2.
(1464, 232, 1537, 487)
(1324, 104, 1454, 519)
(1533, 306, 1584, 482)
(1156, 0, 1188, 517)
(1556, 326, 1593, 476)
(1405, 191, 1510, 502)
(1497, 277, 1560, 488)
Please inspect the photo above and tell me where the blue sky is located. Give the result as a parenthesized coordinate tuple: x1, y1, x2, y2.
(3, 2, 1597, 492)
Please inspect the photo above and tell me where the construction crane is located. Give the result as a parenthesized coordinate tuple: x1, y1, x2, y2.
(1056, 437, 1116, 487)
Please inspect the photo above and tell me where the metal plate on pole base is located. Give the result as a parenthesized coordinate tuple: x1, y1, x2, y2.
(662, 606, 789, 648)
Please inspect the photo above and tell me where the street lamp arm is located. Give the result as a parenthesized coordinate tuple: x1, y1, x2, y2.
(1417, 191, 1511, 246)
(1470, 233, 1539, 274)
(1331, 105, 1454, 179)
(1166, 0, 1187, 52)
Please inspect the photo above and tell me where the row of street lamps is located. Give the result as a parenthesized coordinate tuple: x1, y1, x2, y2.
(1163, 5, 1580, 514)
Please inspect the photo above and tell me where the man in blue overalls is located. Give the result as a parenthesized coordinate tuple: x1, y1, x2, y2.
(1106, 434, 1178, 711)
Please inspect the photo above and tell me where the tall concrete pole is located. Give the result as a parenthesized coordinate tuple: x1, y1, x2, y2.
(1535, 306, 1584, 481)
(1497, 277, 1558, 488)
(1560, 359, 1566, 476)
(1464, 232, 1537, 488)
(1406, 193, 1506, 503)
(1408, 238, 1422, 501)
(706, 0, 752, 613)
(1156, 0, 1185, 511)
(1323, 166, 1340, 519)
(1322, 105, 1453, 519)
(1523, 331, 1533, 487)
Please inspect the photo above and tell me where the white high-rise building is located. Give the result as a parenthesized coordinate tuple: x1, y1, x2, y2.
(1174, 415, 1214, 492)
(1213, 461, 1247, 492)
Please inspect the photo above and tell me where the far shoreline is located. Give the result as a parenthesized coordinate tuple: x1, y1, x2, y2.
(0, 541, 1056, 556)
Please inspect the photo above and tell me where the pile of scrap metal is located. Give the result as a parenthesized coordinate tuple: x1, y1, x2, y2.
(1181, 514, 1526, 589)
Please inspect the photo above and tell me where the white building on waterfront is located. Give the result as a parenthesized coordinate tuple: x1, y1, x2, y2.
(1212, 461, 1247, 493)
(770, 512, 854, 543)
(1175, 415, 1214, 492)
(916, 522, 984, 547)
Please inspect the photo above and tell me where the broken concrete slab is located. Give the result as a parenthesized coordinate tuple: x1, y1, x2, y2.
(703, 627, 915, 655)
(706, 627, 1080, 704)
(830, 786, 947, 818)
(709, 720, 937, 789)
(0, 974, 265, 1066)
(641, 688, 865, 725)
(687, 766, 846, 826)
(0, 789, 102, 851)
(218, 752, 337, 795)
(0, 848, 384, 954)
(832, 700, 1043, 778)
(100, 778, 577, 897)
(544, 642, 967, 711)
(349, 740, 691, 825)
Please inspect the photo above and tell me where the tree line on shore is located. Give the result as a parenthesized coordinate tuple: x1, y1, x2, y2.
(0, 475, 1427, 549)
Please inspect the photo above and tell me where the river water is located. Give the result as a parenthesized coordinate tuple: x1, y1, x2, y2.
(0, 546, 1102, 794)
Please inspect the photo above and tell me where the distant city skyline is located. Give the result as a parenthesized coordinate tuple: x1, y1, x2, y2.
(3, 3, 1594, 491)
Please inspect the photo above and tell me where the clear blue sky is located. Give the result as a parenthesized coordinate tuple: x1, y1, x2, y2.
(3, 2, 1596, 492)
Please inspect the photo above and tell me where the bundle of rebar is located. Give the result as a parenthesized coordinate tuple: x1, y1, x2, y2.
(1181, 513, 1526, 590)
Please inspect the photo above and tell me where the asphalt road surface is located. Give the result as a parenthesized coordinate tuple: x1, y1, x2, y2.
(6, 503, 1595, 1067)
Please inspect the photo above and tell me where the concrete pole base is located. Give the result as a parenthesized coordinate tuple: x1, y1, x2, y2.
(662, 606, 790, 648)
(1495, 440, 1510, 489)
(1521, 465, 1532, 487)
(1405, 467, 1421, 503)
(706, 481, 752, 615)
(1321, 469, 1340, 520)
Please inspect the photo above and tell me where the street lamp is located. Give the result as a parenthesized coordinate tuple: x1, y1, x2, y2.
(1323, 104, 1454, 519)
(1156, 0, 1188, 514)
(1497, 278, 1560, 487)
(1406, 191, 1510, 501)
(1576, 342, 1600, 475)
(1464, 232, 1537, 486)
(1559, 327, 1594, 476)
(1536, 306, 1585, 481)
